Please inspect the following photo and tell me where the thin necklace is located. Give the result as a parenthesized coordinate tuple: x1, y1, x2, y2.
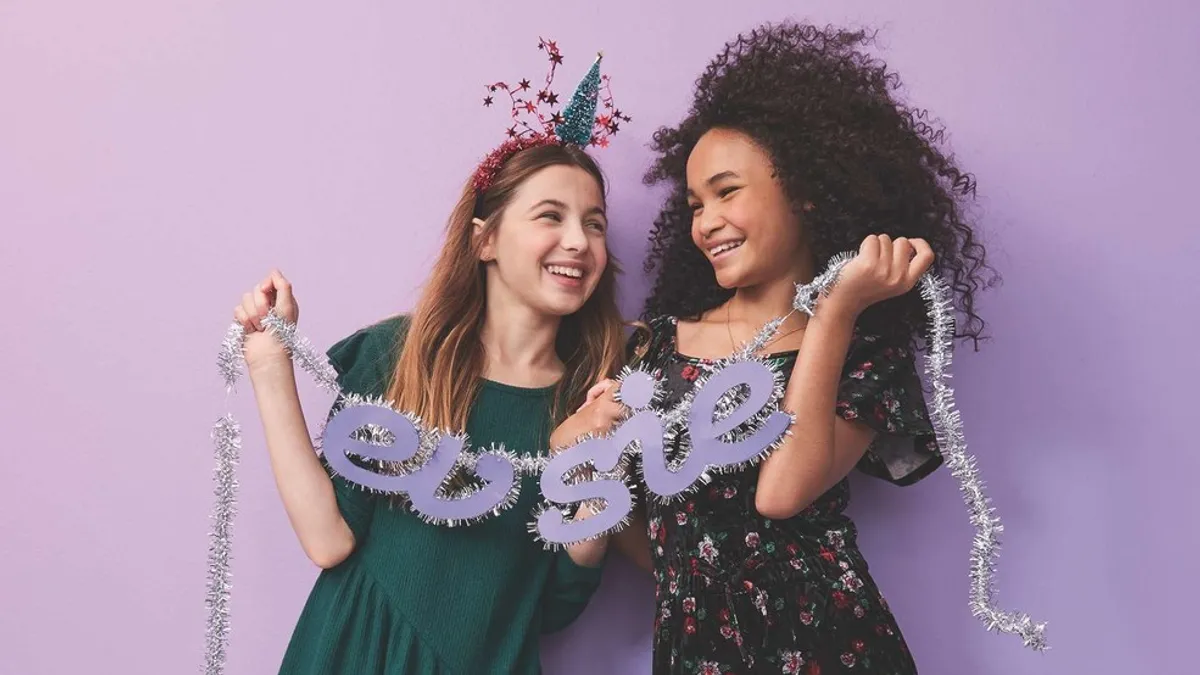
(726, 299, 804, 354)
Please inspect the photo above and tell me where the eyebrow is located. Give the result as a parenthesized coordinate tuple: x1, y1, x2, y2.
(686, 171, 741, 197)
(528, 199, 607, 219)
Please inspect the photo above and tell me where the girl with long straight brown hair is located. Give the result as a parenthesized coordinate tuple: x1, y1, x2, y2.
(230, 44, 632, 675)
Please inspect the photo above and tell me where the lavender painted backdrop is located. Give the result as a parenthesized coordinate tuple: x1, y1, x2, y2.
(1, 1, 1196, 673)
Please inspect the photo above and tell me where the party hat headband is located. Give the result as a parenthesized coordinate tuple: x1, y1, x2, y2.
(471, 38, 631, 193)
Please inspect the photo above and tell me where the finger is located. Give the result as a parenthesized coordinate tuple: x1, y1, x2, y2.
(876, 234, 893, 275)
(891, 237, 912, 283)
(234, 306, 254, 333)
(597, 400, 627, 428)
(253, 286, 271, 320)
(858, 234, 880, 260)
(242, 293, 262, 332)
(906, 238, 935, 285)
(271, 270, 296, 321)
(871, 235, 892, 282)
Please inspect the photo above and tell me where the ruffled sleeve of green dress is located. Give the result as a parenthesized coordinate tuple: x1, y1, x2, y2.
(321, 314, 411, 543)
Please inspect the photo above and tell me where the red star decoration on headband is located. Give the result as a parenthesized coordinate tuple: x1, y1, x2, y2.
(549, 51, 563, 65)
(518, 79, 531, 91)
(524, 101, 538, 113)
(550, 112, 565, 125)
(546, 92, 559, 106)
(483, 95, 494, 107)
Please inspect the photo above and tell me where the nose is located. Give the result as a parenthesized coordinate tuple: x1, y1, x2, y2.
(559, 218, 590, 253)
(696, 206, 725, 240)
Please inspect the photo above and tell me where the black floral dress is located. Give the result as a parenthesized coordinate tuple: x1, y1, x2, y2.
(633, 316, 943, 675)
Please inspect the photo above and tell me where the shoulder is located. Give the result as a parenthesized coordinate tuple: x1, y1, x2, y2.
(326, 314, 412, 397)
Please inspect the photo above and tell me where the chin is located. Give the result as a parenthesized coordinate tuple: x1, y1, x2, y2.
(712, 266, 748, 290)
(537, 296, 587, 317)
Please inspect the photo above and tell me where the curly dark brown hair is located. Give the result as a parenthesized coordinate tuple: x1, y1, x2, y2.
(642, 22, 997, 349)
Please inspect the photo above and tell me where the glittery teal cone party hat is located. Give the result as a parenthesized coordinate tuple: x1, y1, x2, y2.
(555, 54, 602, 146)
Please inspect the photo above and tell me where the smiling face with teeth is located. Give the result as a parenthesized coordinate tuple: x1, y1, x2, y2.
(686, 128, 811, 291)
(477, 164, 609, 318)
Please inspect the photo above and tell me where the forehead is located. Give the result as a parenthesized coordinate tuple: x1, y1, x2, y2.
(511, 164, 604, 208)
(686, 128, 772, 182)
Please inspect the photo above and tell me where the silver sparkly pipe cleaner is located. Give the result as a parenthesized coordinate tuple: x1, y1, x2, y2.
(918, 274, 1048, 651)
(260, 311, 340, 392)
(206, 310, 345, 675)
(217, 323, 245, 393)
(204, 415, 240, 675)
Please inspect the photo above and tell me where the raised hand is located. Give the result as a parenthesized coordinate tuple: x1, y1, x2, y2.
(826, 235, 934, 316)
(232, 269, 299, 370)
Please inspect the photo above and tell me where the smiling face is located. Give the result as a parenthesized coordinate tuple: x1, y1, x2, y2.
(478, 163, 609, 317)
(686, 128, 809, 290)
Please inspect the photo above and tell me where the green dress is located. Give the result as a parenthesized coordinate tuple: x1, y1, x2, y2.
(278, 316, 603, 675)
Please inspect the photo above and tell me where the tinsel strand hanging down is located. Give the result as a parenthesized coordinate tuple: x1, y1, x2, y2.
(203, 415, 239, 675)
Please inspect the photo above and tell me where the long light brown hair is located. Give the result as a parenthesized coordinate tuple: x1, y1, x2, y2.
(387, 144, 626, 432)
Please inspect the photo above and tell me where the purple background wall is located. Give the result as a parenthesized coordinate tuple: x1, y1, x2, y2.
(2, 1, 1196, 673)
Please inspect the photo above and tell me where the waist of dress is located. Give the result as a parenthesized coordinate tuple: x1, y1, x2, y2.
(670, 541, 869, 594)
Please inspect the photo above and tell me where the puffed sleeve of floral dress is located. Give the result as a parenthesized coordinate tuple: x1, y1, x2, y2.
(836, 333, 943, 486)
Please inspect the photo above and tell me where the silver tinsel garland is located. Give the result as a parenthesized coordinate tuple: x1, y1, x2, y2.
(205, 252, 1048, 666)
(204, 415, 239, 675)
(917, 274, 1048, 651)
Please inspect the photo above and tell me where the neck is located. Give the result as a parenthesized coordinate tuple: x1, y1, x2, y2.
(479, 284, 563, 387)
(728, 254, 816, 326)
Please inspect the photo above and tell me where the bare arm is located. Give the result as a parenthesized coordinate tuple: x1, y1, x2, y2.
(754, 303, 876, 519)
(236, 270, 355, 569)
(248, 355, 356, 568)
(755, 236, 934, 519)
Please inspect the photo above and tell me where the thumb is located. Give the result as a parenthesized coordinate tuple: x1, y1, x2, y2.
(271, 270, 296, 318)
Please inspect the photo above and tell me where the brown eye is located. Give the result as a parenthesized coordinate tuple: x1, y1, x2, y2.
(718, 186, 741, 198)
(539, 211, 563, 222)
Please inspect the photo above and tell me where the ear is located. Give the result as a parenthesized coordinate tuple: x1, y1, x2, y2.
(473, 217, 496, 262)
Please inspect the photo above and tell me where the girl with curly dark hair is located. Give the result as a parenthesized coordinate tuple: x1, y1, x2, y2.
(621, 21, 998, 674)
